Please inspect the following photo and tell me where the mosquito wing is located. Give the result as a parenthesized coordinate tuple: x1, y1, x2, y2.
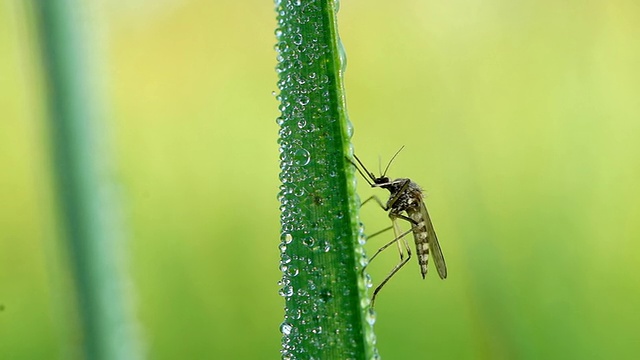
(420, 201, 447, 279)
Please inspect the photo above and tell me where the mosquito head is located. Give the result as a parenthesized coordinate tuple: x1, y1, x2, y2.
(373, 175, 390, 186)
(351, 146, 404, 188)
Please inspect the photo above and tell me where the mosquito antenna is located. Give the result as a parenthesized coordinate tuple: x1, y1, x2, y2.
(352, 154, 376, 186)
(382, 145, 405, 177)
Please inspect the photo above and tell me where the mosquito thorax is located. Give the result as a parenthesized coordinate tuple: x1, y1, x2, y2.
(379, 177, 408, 193)
(388, 179, 423, 212)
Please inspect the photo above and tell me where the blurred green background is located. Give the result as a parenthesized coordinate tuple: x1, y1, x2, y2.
(2, 0, 640, 359)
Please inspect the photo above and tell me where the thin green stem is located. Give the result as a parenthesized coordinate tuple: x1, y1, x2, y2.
(33, 1, 140, 359)
(275, 0, 377, 358)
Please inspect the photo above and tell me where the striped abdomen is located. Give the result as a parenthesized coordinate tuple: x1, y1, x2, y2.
(408, 208, 429, 278)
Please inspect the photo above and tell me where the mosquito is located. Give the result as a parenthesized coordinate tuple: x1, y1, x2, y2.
(351, 147, 447, 307)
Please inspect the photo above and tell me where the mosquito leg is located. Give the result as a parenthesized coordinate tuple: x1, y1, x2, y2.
(367, 225, 393, 240)
(393, 213, 418, 226)
(371, 237, 412, 308)
(361, 228, 412, 275)
(360, 194, 393, 244)
(360, 195, 387, 210)
(362, 215, 411, 278)
(368, 229, 413, 263)
(391, 215, 405, 259)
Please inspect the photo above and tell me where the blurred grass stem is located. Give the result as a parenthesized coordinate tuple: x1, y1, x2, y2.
(33, 1, 140, 359)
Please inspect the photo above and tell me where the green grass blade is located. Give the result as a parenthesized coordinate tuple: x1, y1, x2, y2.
(33, 1, 141, 359)
(275, 0, 377, 358)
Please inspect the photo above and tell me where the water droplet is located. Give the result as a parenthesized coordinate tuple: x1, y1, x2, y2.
(359, 254, 369, 269)
(280, 322, 293, 336)
(366, 307, 377, 326)
(279, 264, 288, 273)
(346, 120, 354, 137)
(275, 41, 288, 54)
(291, 308, 302, 320)
(293, 186, 305, 197)
(302, 236, 315, 247)
(331, 0, 341, 12)
(297, 119, 306, 128)
(281, 233, 293, 244)
(292, 33, 303, 46)
(297, 96, 309, 106)
(293, 148, 310, 166)
(279, 126, 292, 138)
(373, 349, 381, 360)
(364, 273, 373, 288)
(279, 284, 294, 297)
(366, 326, 378, 348)
(287, 265, 299, 277)
(320, 289, 332, 302)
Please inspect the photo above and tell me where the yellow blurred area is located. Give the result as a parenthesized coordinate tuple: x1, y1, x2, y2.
(1, 0, 639, 358)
